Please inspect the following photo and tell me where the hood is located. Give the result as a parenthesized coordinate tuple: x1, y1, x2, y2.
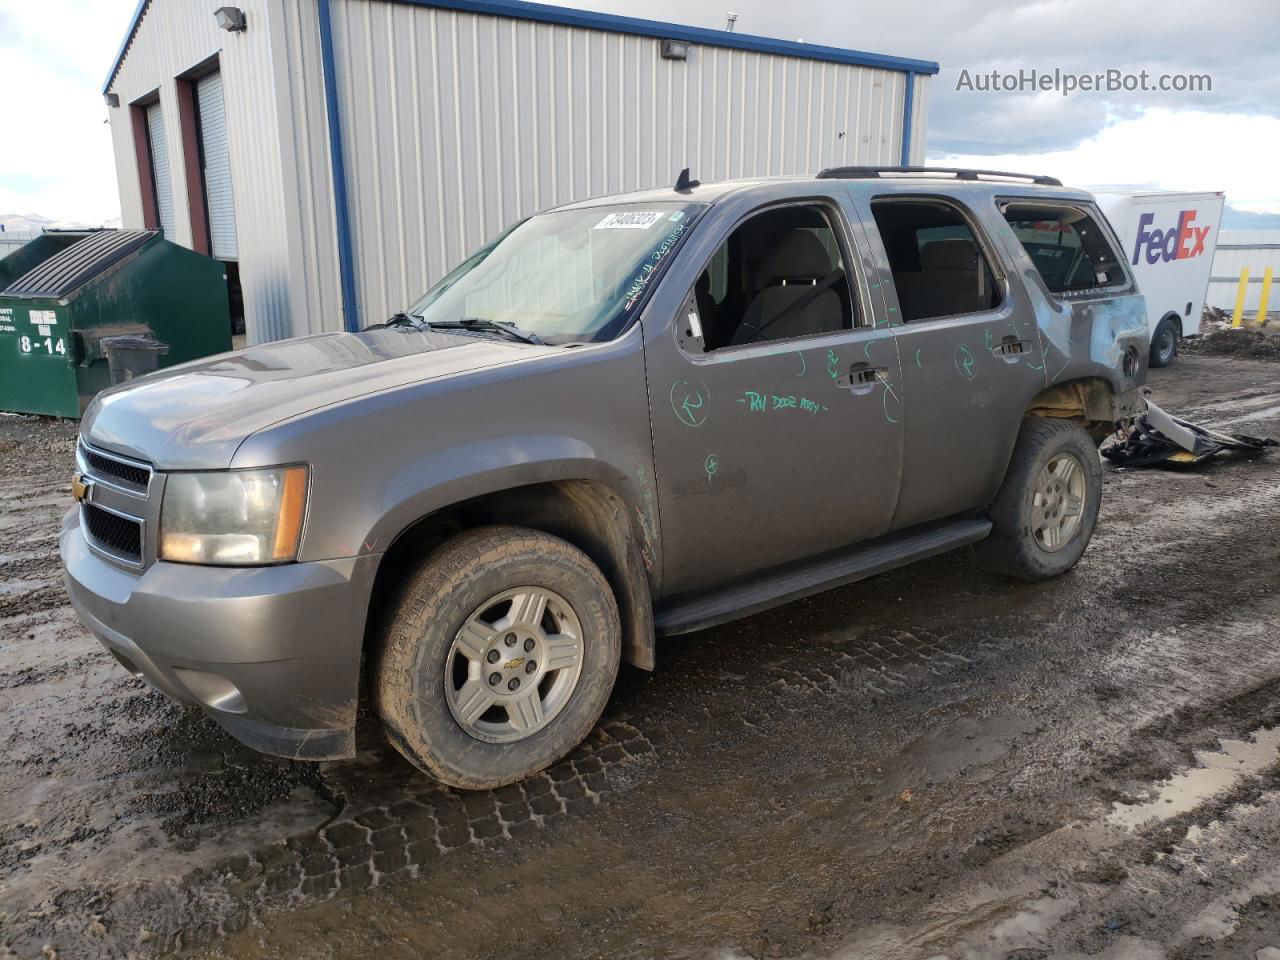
(83, 328, 548, 468)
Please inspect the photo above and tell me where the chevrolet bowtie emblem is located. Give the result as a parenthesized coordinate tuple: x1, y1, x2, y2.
(71, 473, 92, 503)
(504, 657, 524, 670)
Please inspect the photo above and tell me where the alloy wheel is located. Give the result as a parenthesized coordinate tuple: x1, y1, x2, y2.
(445, 587, 585, 744)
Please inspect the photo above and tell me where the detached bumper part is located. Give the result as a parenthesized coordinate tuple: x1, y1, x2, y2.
(1103, 399, 1278, 468)
(60, 509, 379, 760)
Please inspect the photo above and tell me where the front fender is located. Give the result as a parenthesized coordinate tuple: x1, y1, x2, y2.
(229, 332, 657, 573)
(360, 436, 645, 558)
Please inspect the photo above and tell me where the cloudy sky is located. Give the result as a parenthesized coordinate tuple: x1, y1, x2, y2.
(1, 0, 1277, 225)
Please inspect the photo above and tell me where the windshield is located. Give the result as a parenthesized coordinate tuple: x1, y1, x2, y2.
(407, 202, 703, 343)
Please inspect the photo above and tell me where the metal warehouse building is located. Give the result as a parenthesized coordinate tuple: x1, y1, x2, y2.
(103, 0, 938, 344)
(1208, 230, 1280, 322)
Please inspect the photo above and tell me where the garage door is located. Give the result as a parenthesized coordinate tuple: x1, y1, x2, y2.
(145, 103, 176, 239)
(196, 72, 238, 260)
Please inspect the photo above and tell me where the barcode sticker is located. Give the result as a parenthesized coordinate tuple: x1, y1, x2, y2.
(594, 211, 665, 230)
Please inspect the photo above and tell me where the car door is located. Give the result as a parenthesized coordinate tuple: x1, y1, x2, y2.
(850, 190, 1048, 530)
(640, 191, 904, 601)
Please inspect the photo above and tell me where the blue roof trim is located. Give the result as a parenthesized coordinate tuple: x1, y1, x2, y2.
(103, 0, 151, 94)
(899, 70, 916, 165)
(390, 0, 939, 73)
(104, 0, 938, 93)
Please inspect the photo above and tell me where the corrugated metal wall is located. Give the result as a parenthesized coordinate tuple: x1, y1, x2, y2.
(0, 232, 39, 259)
(106, 0, 306, 343)
(108, 0, 930, 342)
(289, 0, 930, 333)
(277, 0, 343, 339)
(1208, 230, 1280, 316)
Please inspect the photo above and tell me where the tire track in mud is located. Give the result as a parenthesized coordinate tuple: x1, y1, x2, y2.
(823, 674, 1280, 960)
(0, 718, 662, 957)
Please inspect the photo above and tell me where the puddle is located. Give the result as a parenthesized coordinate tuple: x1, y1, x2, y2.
(1189, 391, 1280, 416)
(1109, 726, 1280, 829)
(1180, 864, 1280, 941)
(1208, 403, 1280, 429)
(883, 711, 1038, 790)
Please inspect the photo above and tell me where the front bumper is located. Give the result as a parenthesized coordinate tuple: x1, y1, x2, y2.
(60, 508, 379, 760)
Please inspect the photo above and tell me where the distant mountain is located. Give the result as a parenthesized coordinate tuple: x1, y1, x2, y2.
(1222, 207, 1280, 229)
(0, 213, 121, 234)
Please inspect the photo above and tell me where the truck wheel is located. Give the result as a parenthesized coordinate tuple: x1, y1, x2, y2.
(977, 418, 1102, 581)
(1149, 318, 1178, 368)
(374, 525, 621, 789)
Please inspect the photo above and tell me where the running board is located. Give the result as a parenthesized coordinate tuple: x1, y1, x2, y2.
(653, 514, 992, 636)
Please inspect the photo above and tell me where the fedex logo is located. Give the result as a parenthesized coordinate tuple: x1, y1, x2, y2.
(1132, 210, 1211, 266)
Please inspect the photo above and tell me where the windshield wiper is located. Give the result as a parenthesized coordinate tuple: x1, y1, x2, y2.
(368, 312, 428, 331)
(425, 317, 544, 345)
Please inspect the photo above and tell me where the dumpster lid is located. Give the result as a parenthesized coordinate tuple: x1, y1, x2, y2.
(2, 229, 157, 299)
(100, 334, 170, 352)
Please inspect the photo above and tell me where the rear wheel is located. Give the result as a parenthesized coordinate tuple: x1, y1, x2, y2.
(977, 418, 1102, 580)
(374, 525, 621, 789)
(1149, 317, 1178, 368)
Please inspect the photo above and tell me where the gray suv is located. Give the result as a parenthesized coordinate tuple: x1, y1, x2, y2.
(61, 168, 1147, 789)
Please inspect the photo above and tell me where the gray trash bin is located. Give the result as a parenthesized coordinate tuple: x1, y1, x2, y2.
(101, 335, 171, 385)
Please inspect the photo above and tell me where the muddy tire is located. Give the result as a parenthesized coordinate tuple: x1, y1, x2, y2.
(373, 525, 621, 790)
(1149, 317, 1178, 368)
(977, 418, 1102, 581)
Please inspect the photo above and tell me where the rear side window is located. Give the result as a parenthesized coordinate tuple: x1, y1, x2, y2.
(869, 198, 1003, 324)
(1001, 201, 1127, 295)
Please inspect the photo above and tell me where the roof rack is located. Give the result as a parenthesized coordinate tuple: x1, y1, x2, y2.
(815, 166, 1063, 187)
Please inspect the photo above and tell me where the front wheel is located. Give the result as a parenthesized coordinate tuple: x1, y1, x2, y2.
(1149, 318, 1178, 368)
(977, 418, 1103, 581)
(374, 525, 621, 789)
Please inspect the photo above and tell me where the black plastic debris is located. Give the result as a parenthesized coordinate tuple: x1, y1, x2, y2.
(1103, 399, 1277, 468)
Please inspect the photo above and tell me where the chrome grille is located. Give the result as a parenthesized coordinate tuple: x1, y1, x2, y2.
(83, 503, 143, 563)
(77, 442, 153, 568)
(84, 448, 150, 489)
(78, 442, 152, 492)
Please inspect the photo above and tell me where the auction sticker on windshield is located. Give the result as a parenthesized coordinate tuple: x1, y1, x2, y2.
(595, 211, 665, 230)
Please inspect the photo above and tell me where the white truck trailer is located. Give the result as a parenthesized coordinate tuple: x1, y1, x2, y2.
(1093, 190, 1226, 367)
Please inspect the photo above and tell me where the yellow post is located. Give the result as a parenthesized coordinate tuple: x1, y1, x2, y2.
(1257, 267, 1274, 328)
(1231, 267, 1250, 328)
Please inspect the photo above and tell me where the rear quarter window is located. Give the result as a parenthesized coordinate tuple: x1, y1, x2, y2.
(1000, 201, 1128, 297)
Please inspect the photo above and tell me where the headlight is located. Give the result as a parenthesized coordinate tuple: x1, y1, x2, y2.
(159, 466, 309, 565)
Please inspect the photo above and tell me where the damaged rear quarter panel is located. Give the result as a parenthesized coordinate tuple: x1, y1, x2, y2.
(992, 203, 1148, 402)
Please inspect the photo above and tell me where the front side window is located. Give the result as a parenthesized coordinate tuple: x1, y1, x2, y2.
(869, 197, 1003, 324)
(689, 204, 855, 352)
(1001, 201, 1127, 295)
(408, 203, 701, 344)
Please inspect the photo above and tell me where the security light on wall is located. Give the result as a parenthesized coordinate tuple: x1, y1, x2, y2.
(104, 93, 120, 108)
(214, 6, 247, 31)
(660, 39, 689, 61)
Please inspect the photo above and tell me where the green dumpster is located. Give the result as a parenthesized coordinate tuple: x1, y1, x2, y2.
(0, 229, 232, 417)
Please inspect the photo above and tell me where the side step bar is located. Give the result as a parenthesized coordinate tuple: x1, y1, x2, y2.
(653, 514, 992, 636)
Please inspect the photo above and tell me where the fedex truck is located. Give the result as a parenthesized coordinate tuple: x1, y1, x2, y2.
(1093, 190, 1225, 367)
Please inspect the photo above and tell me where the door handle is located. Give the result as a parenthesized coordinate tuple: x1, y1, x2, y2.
(994, 337, 1032, 362)
(838, 363, 889, 394)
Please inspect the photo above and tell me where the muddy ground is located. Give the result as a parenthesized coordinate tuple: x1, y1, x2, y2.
(2, 354, 1280, 960)
(1185, 328, 1280, 363)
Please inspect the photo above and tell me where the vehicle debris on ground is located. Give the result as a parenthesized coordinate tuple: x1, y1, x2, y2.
(1103, 397, 1277, 468)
